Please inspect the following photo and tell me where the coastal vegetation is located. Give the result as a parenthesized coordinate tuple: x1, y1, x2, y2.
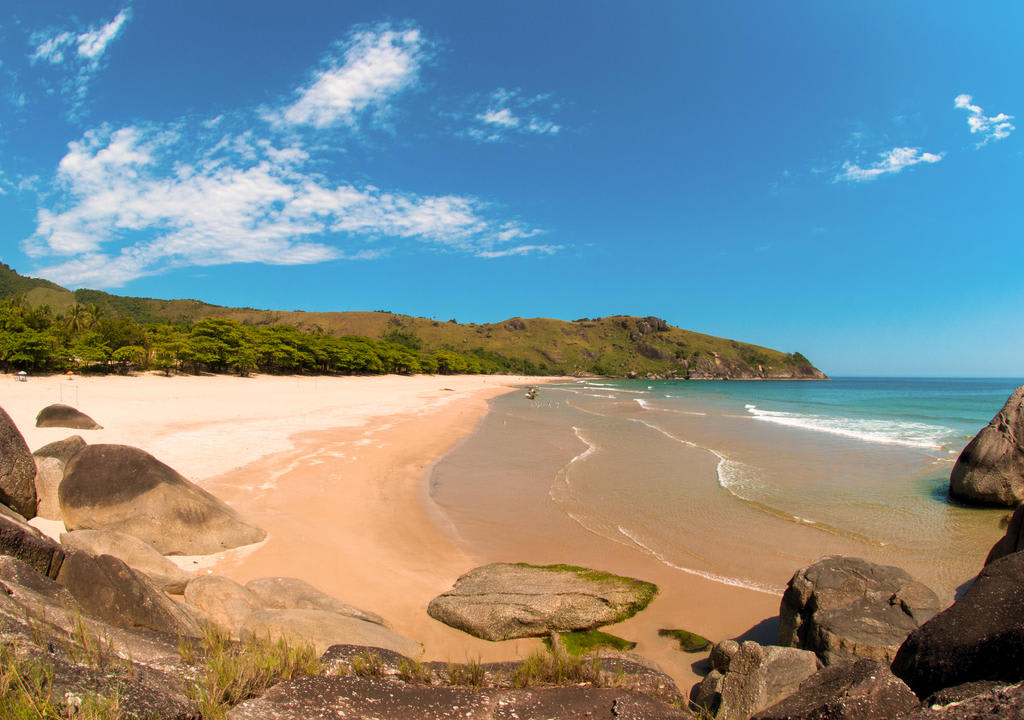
(0, 263, 824, 379)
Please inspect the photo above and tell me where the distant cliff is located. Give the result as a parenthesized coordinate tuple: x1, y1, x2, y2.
(0, 263, 826, 379)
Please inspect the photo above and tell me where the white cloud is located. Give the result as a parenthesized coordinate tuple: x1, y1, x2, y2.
(469, 88, 561, 143)
(273, 24, 427, 129)
(838, 146, 942, 182)
(27, 123, 545, 287)
(954, 94, 1015, 146)
(29, 8, 131, 116)
(477, 244, 561, 259)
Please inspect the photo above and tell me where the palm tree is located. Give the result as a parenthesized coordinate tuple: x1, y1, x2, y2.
(65, 304, 87, 333)
(85, 303, 104, 328)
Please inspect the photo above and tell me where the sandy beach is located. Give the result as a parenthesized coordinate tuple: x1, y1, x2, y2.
(3, 371, 782, 688)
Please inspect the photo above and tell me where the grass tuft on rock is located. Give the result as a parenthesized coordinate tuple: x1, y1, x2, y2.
(513, 563, 659, 622)
(658, 628, 712, 653)
(510, 648, 603, 687)
(180, 625, 322, 720)
(1, 642, 124, 719)
(544, 630, 636, 655)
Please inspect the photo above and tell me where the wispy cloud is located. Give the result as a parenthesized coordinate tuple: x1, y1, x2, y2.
(26, 122, 547, 287)
(468, 88, 561, 142)
(837, 146, 942, 182)
(954, 94, 1014, 146)
(477, 244, 560, 259)
(271, 24, 427, 129)
(29, 8, 131, 117)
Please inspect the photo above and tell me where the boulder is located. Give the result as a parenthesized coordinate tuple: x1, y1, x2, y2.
(35, 403, 103, 430)
(777, 556, 940, 664)
(33, 434, 87, 465)
(59, 444, 266, 555)
(240, 608, 421, 657)
(986, 505, 1024, 565)
(427, 562, 658, 641)
(226, 675, 694, 720)
(61, 529, 193, 593)
(899, 681, 1024, 719)
(0, 503, 65, 578)
(33, 456, 64, 520)
(0, 405, 37, 518)
(891, 551, 1024, 699)
(950, 386, 1024, 506)
(692, 640, 819, 720)
(752, 659, 918, 720)
(245, 576, 388, 627)
(184, 574, 264, 637)
(57, 550, 200, 636)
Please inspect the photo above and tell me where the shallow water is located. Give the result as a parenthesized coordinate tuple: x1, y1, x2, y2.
(430, 378, 1021, 604)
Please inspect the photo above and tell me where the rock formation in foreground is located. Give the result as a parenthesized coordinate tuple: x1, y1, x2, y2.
(35, 403, 103, 430)
(427, 562, 658, 641)
(59, 443, 266, 555)
(0, 405, 38, 518)
(777, 555, 940, 665)
(950, 385, 1024, 506)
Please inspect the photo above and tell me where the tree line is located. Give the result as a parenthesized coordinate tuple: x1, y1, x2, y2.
(0, 296, 510, 376)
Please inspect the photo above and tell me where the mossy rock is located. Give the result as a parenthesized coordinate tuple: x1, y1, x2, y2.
(659, 628, 712, 653)
(427, 562, 659, 641)
(544, 630, 637, 655)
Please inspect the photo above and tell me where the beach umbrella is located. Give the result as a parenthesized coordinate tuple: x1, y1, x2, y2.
(17, 371, 26, 376)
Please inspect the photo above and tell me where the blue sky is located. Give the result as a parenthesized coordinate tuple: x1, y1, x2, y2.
(1, 2, 1021, 376)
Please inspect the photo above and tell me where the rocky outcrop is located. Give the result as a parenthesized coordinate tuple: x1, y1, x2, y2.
(185, 574, 264, 637)
(61, 529, 193, 593)
(891, 551, 1024, 699)
(777, 556, 940, 664)
(240, 608, 420, 657)
(59, 443, 266, 555)
(898, 681, 1024, 718)
(35, 403, 103, 430)
(0, 405, 38, 518)
(226, 675, 693, 720)
(692, 640, 819, 720)
(34, 434, 88, 465)
(986, 505, 1024, 565)
(57, 550, 200, 636)
(0, 503, 65, 578)
(246, 576, 388, 627)
(949, 386, 1024, 506)
(33, 456, 64, 520)
(0, 555, 199, 719)
(427, 563, 658, 641)
(752, 659, 918, 720)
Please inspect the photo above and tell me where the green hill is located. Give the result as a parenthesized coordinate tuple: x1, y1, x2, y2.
(0, 263, 826, 379)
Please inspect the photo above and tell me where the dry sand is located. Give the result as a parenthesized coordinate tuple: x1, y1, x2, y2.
(3, 371, 775, 688)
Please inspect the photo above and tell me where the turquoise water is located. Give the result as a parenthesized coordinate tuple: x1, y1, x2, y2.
(432, 377, 1022, 601)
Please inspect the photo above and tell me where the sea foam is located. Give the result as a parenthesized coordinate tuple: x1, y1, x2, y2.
(744, 404, 949, 449)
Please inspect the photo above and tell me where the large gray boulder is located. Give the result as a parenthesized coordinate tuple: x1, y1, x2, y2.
(57, 550, 200, 636)
(245, 576, 388, 627)
(184, 574, 264, 637)
(891, 551, 1024, 699)
(33, 435, 87, 520)
(35, 403, 103, 430)
(950, 386, 1024, 506)
(427, 562, 658, 641)
(752, 659, 918, 720)
(0, 405, 37, 518)
(32, 456, 64, 520)
(59, 444, 266, 555)
(61, 529, 193, 593)
(240, 608, 420, 657)
(693, 640, 820, 720)
(33, 434, 87, 465)
(986, 505, 1024, 565)
(0, 503, 65, 578)
(777, 556, 940, 665)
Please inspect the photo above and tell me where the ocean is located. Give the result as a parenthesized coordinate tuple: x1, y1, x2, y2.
(430, 377, 1023, 603)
